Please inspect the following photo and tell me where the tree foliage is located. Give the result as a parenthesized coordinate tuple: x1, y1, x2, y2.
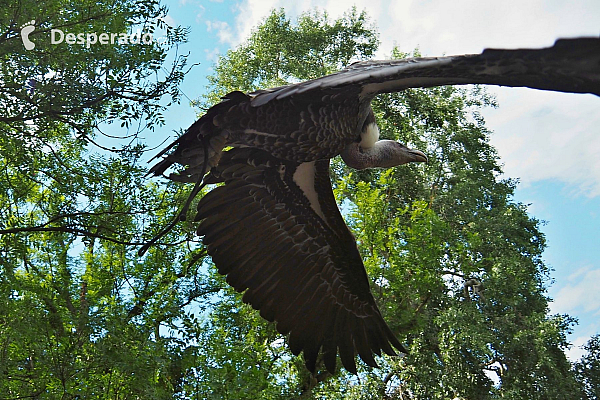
(575, 335, 600, 399)
(0, 4, 594, 399)
(0, 0, 200, 397)
(197, 7, 378, 108)
(191, 9, 586, 398)
(337, 77, 583, 398)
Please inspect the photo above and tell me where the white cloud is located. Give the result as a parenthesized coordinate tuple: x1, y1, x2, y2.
(549, 266, 600, 362)
(172, 0, 206, 23)
(565, 335, 590, 362)
(551, 266, 600, 315)
(385, 0, 598, 56)
(487, 89, 600, 197)
(195, 5, 206, 23)
(205, 20, 235, 45)
(231, 0, 599, 58)
(233, 0, 281, 46)
(204, 47, 220, 62)
(161, 14, 176, 27)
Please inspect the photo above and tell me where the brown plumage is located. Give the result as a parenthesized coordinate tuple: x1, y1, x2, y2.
(197, 148, 405, 373)
(144, 38, 600, 374)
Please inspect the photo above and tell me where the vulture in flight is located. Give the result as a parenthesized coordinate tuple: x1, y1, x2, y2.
(143, 38, 600, 374)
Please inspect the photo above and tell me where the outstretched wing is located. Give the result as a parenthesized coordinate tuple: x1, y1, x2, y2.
(250, 37, 600, 106)
(149, 38, 599, 184)
(196, 147, 405, 373)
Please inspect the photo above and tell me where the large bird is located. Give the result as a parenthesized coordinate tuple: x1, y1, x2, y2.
(144, 38, 600, 374)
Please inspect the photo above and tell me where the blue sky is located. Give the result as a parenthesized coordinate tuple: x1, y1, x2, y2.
(155, 0, 600, 360)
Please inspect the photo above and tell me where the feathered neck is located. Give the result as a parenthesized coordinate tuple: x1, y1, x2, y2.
(341, 117, 427, 169)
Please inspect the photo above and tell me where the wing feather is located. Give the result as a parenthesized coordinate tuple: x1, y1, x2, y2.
(250, 38, 600, 106)
(354, 321, 379, 367)
(196, 147, 406, 373)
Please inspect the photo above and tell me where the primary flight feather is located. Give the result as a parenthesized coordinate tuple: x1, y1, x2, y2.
(144, 38, 600, 374)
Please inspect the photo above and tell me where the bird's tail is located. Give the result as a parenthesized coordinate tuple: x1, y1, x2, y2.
(148, 91, 249, 183)
(139, 91, 249, 255)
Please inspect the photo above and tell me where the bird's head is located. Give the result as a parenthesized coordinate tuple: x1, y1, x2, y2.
(375, 140, 428, 167)
(341, 139, 427, 169)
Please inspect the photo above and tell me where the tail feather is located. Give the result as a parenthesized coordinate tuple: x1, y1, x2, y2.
(148, 91, 250, 182)
(140, 91, 250, 254)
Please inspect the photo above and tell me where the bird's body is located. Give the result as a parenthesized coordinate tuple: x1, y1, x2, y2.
(146, 38, 600, 374)
(150, 89, 367, 181)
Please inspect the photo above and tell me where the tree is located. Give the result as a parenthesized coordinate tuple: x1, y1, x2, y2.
(187, 9, 584, 399)
(0, 4, 588, 399)
(196, 7, 378, 108)
(340, 78, 583, 398)
(0, 0, 200, 397)
(575, 335, 600, 399)
(1, 0, 187, 135)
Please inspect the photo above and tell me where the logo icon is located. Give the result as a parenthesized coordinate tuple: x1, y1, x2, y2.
(20, 20, 36, 50)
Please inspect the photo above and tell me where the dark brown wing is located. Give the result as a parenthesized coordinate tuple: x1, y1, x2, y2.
(250, 37, 600, 106)
(150, 38, 600, 183)
(196, 147, 405, 374)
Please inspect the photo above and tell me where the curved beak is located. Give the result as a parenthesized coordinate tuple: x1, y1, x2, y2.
(408, 148, 428, 163)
